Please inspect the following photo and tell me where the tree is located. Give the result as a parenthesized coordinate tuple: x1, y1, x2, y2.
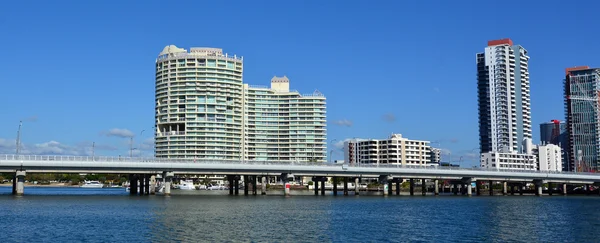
(201, 177, 213, 185)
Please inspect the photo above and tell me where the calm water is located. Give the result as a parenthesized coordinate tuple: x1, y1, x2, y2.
(1, 187, 600, 242)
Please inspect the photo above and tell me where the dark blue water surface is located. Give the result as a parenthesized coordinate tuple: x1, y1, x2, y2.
(1, 187, 600, 242)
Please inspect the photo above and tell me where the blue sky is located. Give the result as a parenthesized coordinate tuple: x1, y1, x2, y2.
(0, 0, 599, 166)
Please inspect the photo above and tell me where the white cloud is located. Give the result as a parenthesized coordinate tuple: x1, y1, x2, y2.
(0, 139, 82, 156)
(331, 119, 353, 127)
(103, 128, 134, 138)
(439, 148, 452, 156)
(138, 137, 155, 151)
(22, 115, 38, 122)
(0, 138, 120, 156)
(382, 113, 396, 123)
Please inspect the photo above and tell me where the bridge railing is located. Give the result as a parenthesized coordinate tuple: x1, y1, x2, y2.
(0, 154, 595, 176)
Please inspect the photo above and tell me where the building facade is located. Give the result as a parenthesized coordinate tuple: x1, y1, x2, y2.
(343, 134, 431, 165)
(429, 147, 441, 164)
(477, 38, 532, 154)
(480, 137, 537, 171)
(343, 138, 363, 165)
(155, 45, 326, 161)
(539, 120, 568, 170)
(480, 152, 537, 171)
(535, 144, 562, 172)
(564, 66, 600, 172)
(243, 76, 326, 161)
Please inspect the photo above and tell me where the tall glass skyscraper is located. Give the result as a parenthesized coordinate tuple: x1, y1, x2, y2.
(564, 66, 600, 172)
(477, 38, 532, 154)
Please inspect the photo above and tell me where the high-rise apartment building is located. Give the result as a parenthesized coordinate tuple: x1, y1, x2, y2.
(477, 38, 531, 154)
(564, 66, 600, 171)
(343, 134, 431, 165)
(243, 76, 326, 162)
(155, 45, 326, 161)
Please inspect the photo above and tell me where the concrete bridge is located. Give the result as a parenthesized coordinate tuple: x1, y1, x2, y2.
(2, 154, 600, 197)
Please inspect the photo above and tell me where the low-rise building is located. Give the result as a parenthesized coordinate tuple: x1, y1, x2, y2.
(429, 148, 441, 164)
(535, 144, 562, 172)
(480, 152, 537, 170)
(343, 134, 430, 165)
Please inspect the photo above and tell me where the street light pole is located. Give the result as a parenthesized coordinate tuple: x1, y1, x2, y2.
(92, 142, 95, 158)
(129, 137, 133, 158)
(329, 139, 338, 163)
(15, 121, 22, 155)
(139, 130, 145, 158)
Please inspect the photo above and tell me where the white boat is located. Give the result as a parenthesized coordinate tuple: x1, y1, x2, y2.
(207, 184, 226, 190)
(178, 180, 196, 190)
(81, 180, 104, 188)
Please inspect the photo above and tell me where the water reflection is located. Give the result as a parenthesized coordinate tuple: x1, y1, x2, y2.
(0, 187, 599, 242)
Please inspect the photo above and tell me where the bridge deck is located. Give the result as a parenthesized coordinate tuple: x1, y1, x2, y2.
(1, 154, 599, 184)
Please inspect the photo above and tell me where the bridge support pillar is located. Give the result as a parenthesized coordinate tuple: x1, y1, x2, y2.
(467, 183, 472, 196)
(313, 177, 319, 195)
(585, 184, 590, 196)
(562, 183, 567, 196)
(343, 177, 349, 196)
(12, 175, 16, 195)
(395, 179, 401, 195)
(503, 182, 507, 196)
(434, 180, 439, 195)
(452, 183, 457, 195)
(150, 175, 156, 195)
(548, 182, 553, 196)
(282, 173, 292, 196)
(163, 172, 173, 196)
(144, 175, 150, 195)
(333, 177, 338, 196)
(533, 180, 544, 196)
(459, 178, 472, 197)
(355, 178, 360, 195)
(129, 174, 138, 195)
(141, 175, 147, 195)
(379, 175, 390, 196)
(320, 178, 325, 196)
(476, 181, 481, 196)
(409, 179, 414, 196)
(244, 175, 249, 196)
(461, 184, 466, 195)
(234, 176, 240, 195)
(15, 170, 25, 196)
(421, 179, 426, 196)
(519, 183, 523, 195)
(261, 176, 267, 195)
(227, 175, 234, 195)
(488, 181, 493, 196)
(252, 176, 257, 195)
(388, 180, 393, 196)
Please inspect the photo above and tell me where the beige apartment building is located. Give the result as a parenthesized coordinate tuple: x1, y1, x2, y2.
(154, 45, 326, 161)
(343, 134, 431, 165)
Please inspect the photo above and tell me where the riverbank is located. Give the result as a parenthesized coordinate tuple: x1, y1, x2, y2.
(0, 183, 79, 187)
